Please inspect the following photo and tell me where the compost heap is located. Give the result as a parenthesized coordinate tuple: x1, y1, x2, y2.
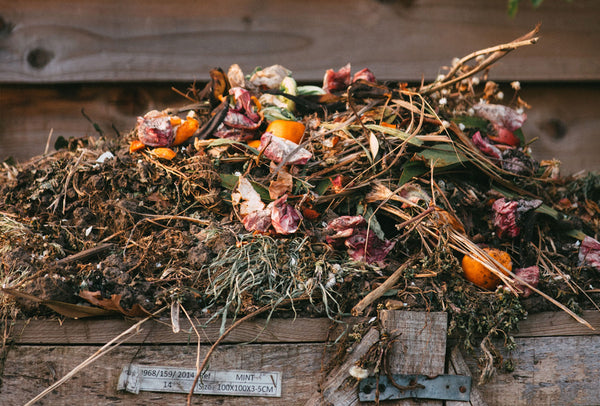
(2, 34, 600, 382)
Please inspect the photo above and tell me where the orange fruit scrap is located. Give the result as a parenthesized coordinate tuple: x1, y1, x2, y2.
(152, 147, 177, 160)
(247, 139, 262, 149)
(461, 247, 512, 290)
(129, 139, 146, 153)
(172, 116, 200, 146)
(265, 120, 306, 144)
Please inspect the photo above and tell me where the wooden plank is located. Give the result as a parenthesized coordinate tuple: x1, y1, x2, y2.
(520, 84, 600, 175)
(0, 83, 183, 163)
(305, 327, 380, 406)
(0, 0, 598, 83)
(1, 343, 333, 405)
(2, 83, 599, 175)
(11, 316, 357, 345)
(379, 311, 447, 406)
(511, 310, 600, 338)
(10, 309, 600, 348)
(447, 345, 488, 406)
(464, 335, 600, 406)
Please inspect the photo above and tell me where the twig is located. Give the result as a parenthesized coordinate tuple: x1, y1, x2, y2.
(420, 25, 540, 95)
(55, 243, 114, 266)
(352, 257, 417, 316)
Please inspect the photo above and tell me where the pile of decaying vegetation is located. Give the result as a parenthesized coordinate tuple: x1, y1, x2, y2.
(1, 26, 599, 387)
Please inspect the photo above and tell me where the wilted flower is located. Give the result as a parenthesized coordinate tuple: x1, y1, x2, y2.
(136, 110, 174, 147)
(579, 236, 600, 271)
(326, 215, 395, 264)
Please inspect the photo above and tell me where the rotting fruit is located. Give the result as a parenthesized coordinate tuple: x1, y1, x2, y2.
(461, 247, 512, 290)
(265, 120, 306, 144)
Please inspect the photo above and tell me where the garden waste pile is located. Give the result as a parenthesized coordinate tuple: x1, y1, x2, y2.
(1, 27, 599, 383)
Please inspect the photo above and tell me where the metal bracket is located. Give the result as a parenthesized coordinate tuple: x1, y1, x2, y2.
(358, 374, 471, 402)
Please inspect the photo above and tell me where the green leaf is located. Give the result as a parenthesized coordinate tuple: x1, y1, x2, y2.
(452, 115, 489, 130)
(315, 179, 332, 196)
(513, 128, 526, 146)
(219, 174, 271, 201)
(416, 144, 468, 168)
(297, 85, 326, 96)
(399, 161, 427, 186)
(206, 138, 259, 155)
(507, 0, 520, 17)
(531, 0, 544, 7)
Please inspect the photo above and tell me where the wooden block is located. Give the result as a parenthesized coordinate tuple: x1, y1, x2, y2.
(379, 310, 448, 406)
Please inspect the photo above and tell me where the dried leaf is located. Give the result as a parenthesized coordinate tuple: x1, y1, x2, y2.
(368, 131, 380, 160)
(1, 288, 114, 318)
(79, 290, 149, 318)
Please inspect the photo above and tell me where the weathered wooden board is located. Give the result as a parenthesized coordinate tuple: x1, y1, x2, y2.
(466, 335, 600, 406)
(11, 316, 355, 345)
(520, 84, 600, 175)
(1, 343, 331, 405)
(1, 83, 599, 174)
(380, 311, 448, 406)
(0, 0, 598, 83)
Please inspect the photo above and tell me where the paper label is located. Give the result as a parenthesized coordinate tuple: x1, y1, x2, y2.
(118, 364, 281, 397)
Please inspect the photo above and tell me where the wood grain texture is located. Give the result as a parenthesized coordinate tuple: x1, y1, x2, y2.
(447, 345, 488, 406)
(11, 316, 357, 345)
(465, 335, 600, 406)
(305, 327, 380, 406)
(0, 0, 598, 83)
(1, 343, 333, 405)
(379, 311, 447, 406)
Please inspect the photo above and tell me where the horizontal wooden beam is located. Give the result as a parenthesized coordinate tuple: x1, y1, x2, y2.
(11, 316, 359, 345)
(11, 310, 600, 346)
(1, 0, 599, 83)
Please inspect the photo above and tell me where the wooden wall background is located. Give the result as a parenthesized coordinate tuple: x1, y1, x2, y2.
(0, 0, 599, 174)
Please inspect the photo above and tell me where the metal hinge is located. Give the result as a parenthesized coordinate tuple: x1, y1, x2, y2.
(358, 374, 471, 402)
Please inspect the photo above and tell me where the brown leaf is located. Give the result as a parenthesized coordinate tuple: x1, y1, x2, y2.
(1, 287, 114, 318)
(79, 290, 150, 317)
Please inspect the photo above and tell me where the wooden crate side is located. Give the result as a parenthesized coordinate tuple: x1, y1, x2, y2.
(11, 316, 353, 345)
(465, 335, 600, 406)
(0, 343, 332, 406)
(0, 0, 599, 83)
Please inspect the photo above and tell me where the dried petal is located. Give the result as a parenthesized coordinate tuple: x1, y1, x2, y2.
(472, 131, 502, 160)
(269, 195, 302, 234)
(579, 236, 600, 270)
(242, 208, 272, 233)
(232, 176, 265, 216)
(325, 215, 394, 264)
(513, 265, 540, 298)
(488, 125, 521, 147)
(492, 198, 542, 239)
(323, 63, 352, 93)
(259, 132, 312, 165)
(352, 68, 376, 83)
(136, 110, 174, 147)
(269, 170, 293, 200)
(248, 65, 291, 90)
(472, 102, 527, 131)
